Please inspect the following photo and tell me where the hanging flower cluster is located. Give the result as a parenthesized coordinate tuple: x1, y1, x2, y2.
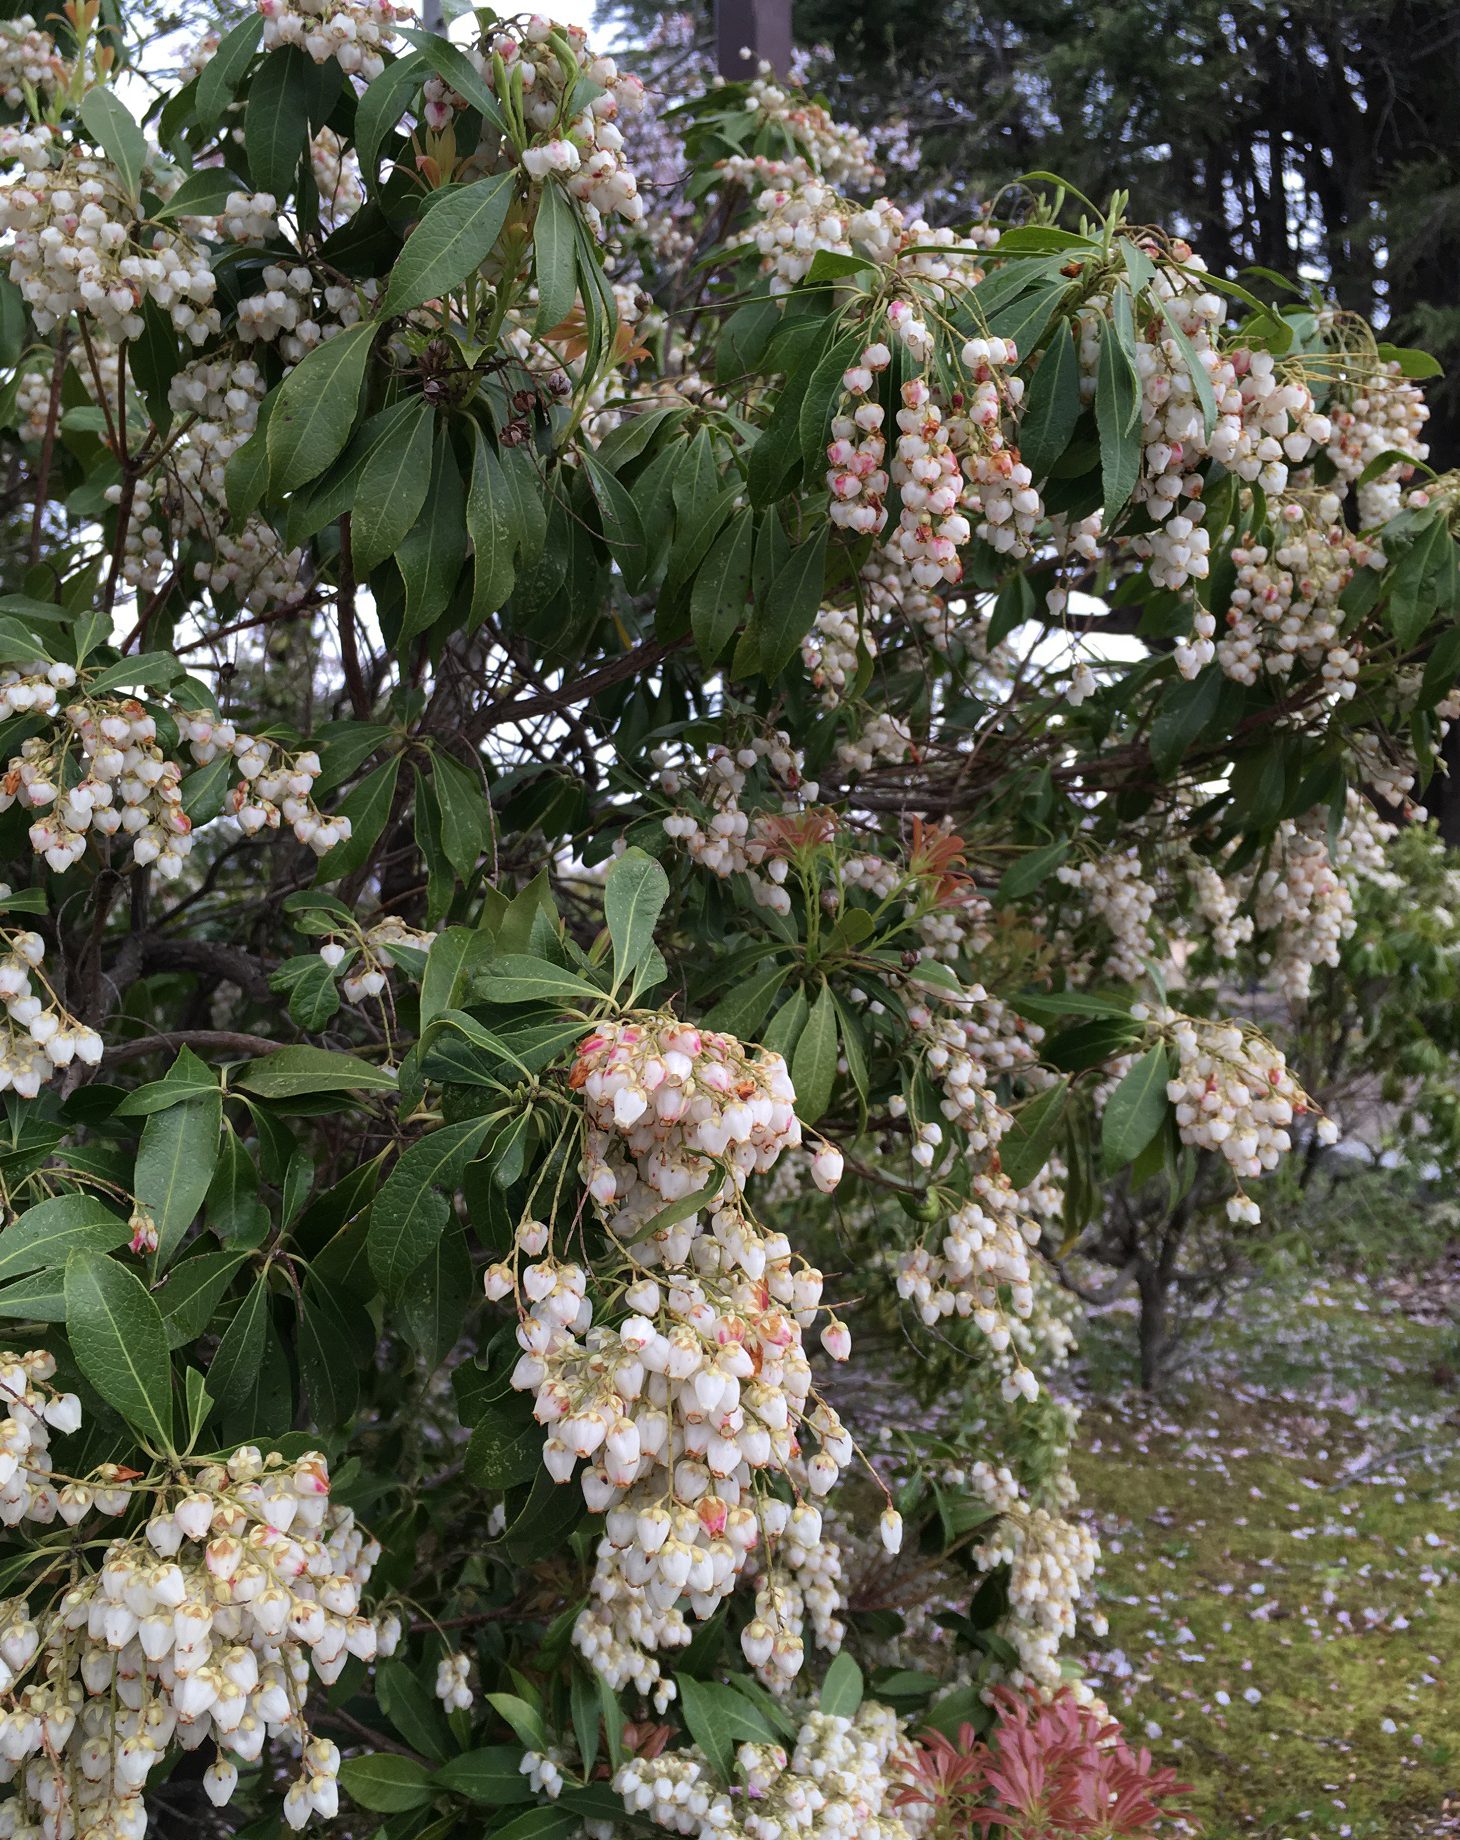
(894, 1172, 1041, 1401)
(0, 1445, 394, 1840)
(318, 915, 436, 1004)
(610, 1699, 919, 1839)
(119, 357, 306, 611)
(0, 17, 60, 110)
(422, 17, 647, 238)
(255, 0, 401, 80)
(486, 1016, 876, 1699)
(658, 734, 811, 918)
(0, 922, 102, 1096)
(0, 1349, 86, 1527)
(0, 128, 218, 344)
(1132, 1001, 1336, 1221)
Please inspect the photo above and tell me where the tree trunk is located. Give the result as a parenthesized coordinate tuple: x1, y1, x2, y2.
(1137, 1262, 1172, 1391)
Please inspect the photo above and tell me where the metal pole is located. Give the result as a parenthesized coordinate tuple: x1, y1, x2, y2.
(715, 0, 793, 80)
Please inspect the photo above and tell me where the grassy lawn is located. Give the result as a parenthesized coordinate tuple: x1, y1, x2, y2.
(1068, 1273, 1460, 1839)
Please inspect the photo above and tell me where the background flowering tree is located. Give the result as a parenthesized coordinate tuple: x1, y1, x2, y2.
(0, 4, 1454, 1837)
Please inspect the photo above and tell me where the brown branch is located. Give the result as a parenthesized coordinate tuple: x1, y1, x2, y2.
(337, 514, 372, 720)
(28, 332, 67, 568)
(104, 1029, 285, 1066)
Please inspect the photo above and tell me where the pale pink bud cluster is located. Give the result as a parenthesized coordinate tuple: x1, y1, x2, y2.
(571, 1019, 802, 1213)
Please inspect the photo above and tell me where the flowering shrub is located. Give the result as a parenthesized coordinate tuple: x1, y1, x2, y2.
(0, 3, 1453, 1836)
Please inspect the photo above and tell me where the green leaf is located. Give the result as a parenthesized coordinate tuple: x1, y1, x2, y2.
(350, 397, 435, 574)
(399, 1225, 473, 1370)
(1018, 322, 1080, 481)
(80, 89, 147, 202)
(314, 752, 402, 882)
(0, 1194, 131, 1282)
(677, 1679, 776, 1782)
(1101, 1043, 1171, 1171)
(758, 525, 828, 678)
(244, 43, 313, 198)
(155, 1249, 248, 1348)
(533, 179, 578, 334)
(266, 320, 377, 496)
(431, 753, 488, 883)
(485, 1691, 550, 1754)
(1375, 342, 1444, 380)
(355, 50, 427, 188)
(270, 954, 343, 1032)
(475, 955, 601, 1006)
(180, 754, 233, 826)
(205, 1281, 269, 1419)
(581, 452, 646, 589)
(701, 960, 787, 1039)
(136, 1088, 222, 1268)
(196, 13, 263, 125)
(819, 1652, 864, 1719)
(237, 1046, 399, 1098)
(0, 1271, 67, 1323)
(488, 1808, 579, 1840)
(381, 171, 517, 317)
(790, 981, 838, 1124)
(998, 1077, 1070, 1189)
(691, 508, 754, 666)
(368, 1117, 495, 1296)
(434, 1747, 534, 1804)
(84, 652, 187, 696)
(604, 847, 669, 992)
(467, 426, 518, 623)
(1155, 297, 1217, 439)
(996, 840, 1069, 903)
(297, 1283, 360, 1426)
(113, 1044, 217, 1116)
(375, 1661, 453, 1763)
(1150, 665, 1223, 776)
(64, 1250, 174, 1451)
(397, 423, 468, 641)
(1095, 308, 1141, 520)
(464, 1399, 542, 1488)
(152, 166, 245, 222)
(338, 1754, 434, 1813)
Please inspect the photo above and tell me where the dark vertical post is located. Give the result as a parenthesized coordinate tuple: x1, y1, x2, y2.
(716, 0, 793, 79)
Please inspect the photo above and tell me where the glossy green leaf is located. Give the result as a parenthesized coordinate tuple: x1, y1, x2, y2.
(266, 320, 377, 496)
(381, 171, 516, 316)
(64, 1250, 174, 1450)
(1101, 1043, 1172, 1171)
(350, 396, 435, 574)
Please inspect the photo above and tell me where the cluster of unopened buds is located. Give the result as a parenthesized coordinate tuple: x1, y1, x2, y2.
(894, 1172, 1041, 1400)
(434, 1650, 473, 1712)
(0, 1349, 85, 1527)
(1250, 798, 1395, 1000)
(0, 1444, 395, 1838)
(318, 916, 436, 1004)
(610, 1701, 918, 1839)
(118, 357, 305, 612)
(1055, 851, 1158, 983)
(658, 735, 814, 919)
(186, 725, 347, 858)
(1136, 1002, 1336, 1221)
(0, 129, 218, 344)
(0, 922, 102, 1097)
(422, 18, 646, 236)
(0, 16, 60, 109)
(1211, 494, 1367, 694)
(568, 1019, 805, 1218)
(256, 0, 400, 80)
(483, 1015, 880, 1695)
(973, 1505, 1101, 1694)
(2, 690, 194, 878)
(1323, 348, 1431, 527)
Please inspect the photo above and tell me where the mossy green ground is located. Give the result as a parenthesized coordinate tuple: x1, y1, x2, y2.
(1069, 1275, 1460, 1839)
